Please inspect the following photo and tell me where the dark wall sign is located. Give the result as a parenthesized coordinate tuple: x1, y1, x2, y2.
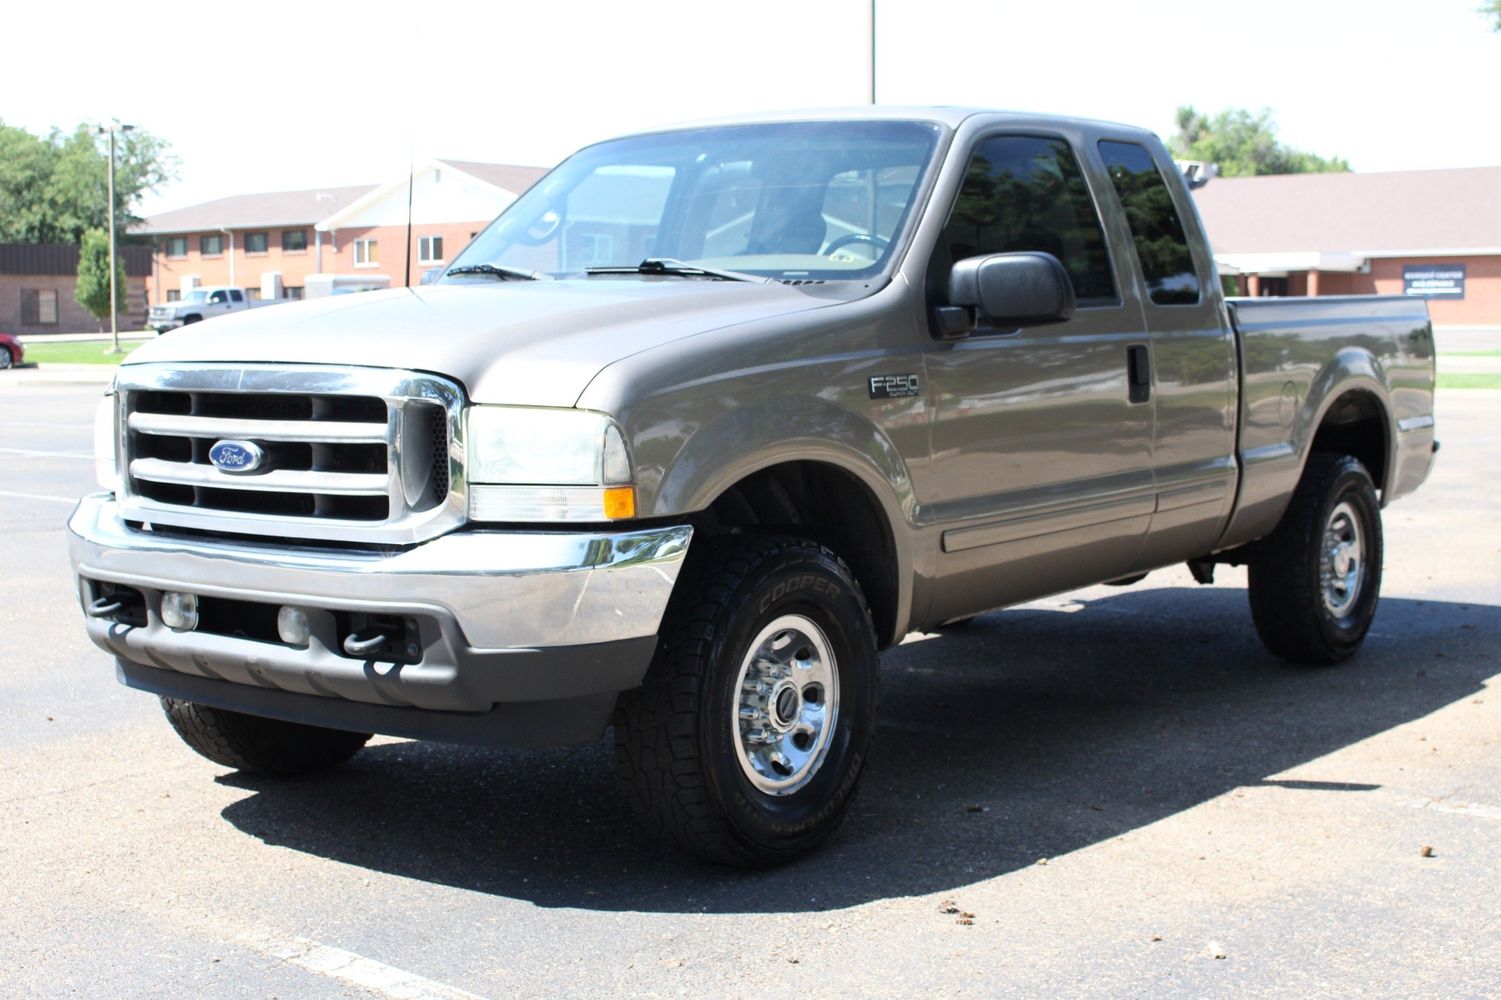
(1403, 264, 1466, 299)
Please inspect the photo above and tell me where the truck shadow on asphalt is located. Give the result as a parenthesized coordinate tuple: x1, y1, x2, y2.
(217, 586, 1497, 913)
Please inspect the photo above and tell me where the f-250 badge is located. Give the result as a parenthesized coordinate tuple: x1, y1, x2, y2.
(869, 374, 920, 399)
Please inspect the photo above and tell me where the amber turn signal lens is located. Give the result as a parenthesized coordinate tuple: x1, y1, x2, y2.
(602, 486, 636, 519)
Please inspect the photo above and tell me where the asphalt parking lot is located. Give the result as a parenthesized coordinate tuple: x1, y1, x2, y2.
(2, 378, 1498, 999)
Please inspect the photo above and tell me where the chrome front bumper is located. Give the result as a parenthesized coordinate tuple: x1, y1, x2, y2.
(68, 493, 692, 744)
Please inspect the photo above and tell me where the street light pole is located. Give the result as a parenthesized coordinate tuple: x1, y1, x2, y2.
(97, 120, 135, 354)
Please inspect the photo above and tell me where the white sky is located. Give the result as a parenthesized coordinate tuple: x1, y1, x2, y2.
(4, 0, 1498, 217)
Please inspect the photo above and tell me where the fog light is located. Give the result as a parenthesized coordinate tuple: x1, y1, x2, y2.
(160, 591, 199, 631)
(277, 606, 311, 647)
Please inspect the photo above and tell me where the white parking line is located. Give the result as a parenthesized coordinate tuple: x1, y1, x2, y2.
(0, 447, 92, 460)
(2, 421, 94, 430)
(1413, 799, 1501, 822)
(240, 931, 490, 1000)
(0, 489, 81, 504)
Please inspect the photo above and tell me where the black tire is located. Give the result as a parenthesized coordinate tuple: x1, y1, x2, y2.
(614, 535, 879, 867)
(159, 697, 371, 775)
(0, 345, 12, 369)
(1247, 453, 1383, 664)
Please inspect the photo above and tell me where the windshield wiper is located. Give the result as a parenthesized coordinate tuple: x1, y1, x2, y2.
(585, 258, 765, 283)
(443, 263, 550, 281)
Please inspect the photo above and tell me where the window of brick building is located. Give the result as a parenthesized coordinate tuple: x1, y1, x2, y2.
(283, 286, 305, 300)
(166, 290, 181, 302)
(201, 235, 223, 257)
(245, 232, 269, 254)
(418, 235, 444, 263)
(21, 289, 59, 325)
(354, 240, 378, 267)
(282, 230, 308, 252)
(165, 236, 188, 258)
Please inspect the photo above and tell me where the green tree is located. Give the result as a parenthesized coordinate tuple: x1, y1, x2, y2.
(0, 121, 175, 244)
(1485, 0, 1501, 29)
(1170, 106, 1350, 177)
(75, 228, 126, 329)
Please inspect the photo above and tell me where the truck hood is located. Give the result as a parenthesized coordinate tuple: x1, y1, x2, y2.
(124, 280, 840, 406)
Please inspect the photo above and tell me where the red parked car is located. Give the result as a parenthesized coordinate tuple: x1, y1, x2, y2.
(0, 332, 23, 369)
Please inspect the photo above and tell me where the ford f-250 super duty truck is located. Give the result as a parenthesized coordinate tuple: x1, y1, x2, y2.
(71, 109, 1436, 865)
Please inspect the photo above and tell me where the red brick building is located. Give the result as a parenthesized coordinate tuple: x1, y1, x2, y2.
(1193, 166, 1501, 325)
(136, 160, 548, 306)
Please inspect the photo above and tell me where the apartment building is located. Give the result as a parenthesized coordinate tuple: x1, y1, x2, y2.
(136, 160, 549, 305)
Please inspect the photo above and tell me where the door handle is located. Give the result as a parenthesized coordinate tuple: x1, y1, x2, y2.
(1127, 344, 1151, 404)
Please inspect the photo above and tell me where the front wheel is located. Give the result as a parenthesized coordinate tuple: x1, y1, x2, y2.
(1247, 453, 1384, 664)
(160, 698, 371, 775)
(614, 535, 879, 866)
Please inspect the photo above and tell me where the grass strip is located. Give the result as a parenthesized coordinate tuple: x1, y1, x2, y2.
(1437, 373, 1501, 390)
(22, 342, 139, 365)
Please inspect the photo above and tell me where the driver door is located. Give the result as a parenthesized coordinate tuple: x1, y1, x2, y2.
(921, 132, 1154, 623)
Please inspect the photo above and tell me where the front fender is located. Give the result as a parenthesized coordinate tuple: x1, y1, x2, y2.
(648, 395, 921, 642)
(653, 395, 915, 520)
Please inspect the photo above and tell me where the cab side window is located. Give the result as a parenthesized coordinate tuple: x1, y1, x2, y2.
(942, 135, 1116, 305)
(1098, 140, 1201, 305)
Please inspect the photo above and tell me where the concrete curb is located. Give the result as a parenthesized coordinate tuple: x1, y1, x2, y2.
(0, 364, 118, 386)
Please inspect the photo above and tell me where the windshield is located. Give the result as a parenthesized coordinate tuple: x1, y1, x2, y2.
(181, 290, 209, 304)
(445, 121, 942, 282)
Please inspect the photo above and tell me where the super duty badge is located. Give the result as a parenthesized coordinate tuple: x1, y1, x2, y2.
(869, 374, 920, 399)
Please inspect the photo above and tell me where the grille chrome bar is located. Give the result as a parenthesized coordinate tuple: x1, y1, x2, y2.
(127, 412, 389, 444)
(112, 364, 467, 545)
(128, 459, 390, 496)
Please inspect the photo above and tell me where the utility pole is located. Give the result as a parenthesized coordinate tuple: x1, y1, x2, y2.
(870, 0, 877, 105)
(97, 120, 135, 354)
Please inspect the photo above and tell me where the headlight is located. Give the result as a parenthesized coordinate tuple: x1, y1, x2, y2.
(466, 406, 635, 522)
(93, 388, 118, 492)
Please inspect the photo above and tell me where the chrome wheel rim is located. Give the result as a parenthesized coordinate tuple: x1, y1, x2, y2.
(1320, 500, 1365, 619)
(732, 614, 840, 796)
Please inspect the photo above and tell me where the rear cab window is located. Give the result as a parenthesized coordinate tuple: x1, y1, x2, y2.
(1097, 140, 1201, 305)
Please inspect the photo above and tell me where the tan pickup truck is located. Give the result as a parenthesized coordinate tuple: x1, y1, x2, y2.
(71, 108, 1436, 864)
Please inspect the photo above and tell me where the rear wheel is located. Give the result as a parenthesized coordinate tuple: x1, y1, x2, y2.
(1247, 453, 1383, 664)
(160, 698, 370, 775)
(0, 345, 12, 369)
(614, 535, 879, 866)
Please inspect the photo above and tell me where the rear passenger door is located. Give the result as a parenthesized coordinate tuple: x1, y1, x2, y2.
(1095, 139, 1237, 565)
(922, 132, 1155, 623)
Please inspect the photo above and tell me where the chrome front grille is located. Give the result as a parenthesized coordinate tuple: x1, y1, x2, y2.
(112, 365, 465, 545)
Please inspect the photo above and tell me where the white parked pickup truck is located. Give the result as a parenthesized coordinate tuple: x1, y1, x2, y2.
(147, 286, 276, 334)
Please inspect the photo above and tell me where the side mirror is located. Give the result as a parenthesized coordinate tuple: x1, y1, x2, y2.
(941, 252, 1076, 336)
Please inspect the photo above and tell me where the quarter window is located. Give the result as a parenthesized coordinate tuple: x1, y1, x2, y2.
(1098, 141, 1201, 305)
(943, 135, 1115, 304)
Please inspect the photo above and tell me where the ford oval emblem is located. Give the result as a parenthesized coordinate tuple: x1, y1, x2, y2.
(208, 440, 266, 475)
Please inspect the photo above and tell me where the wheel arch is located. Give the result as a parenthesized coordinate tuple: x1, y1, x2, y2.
(645, 399, 915, 648)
